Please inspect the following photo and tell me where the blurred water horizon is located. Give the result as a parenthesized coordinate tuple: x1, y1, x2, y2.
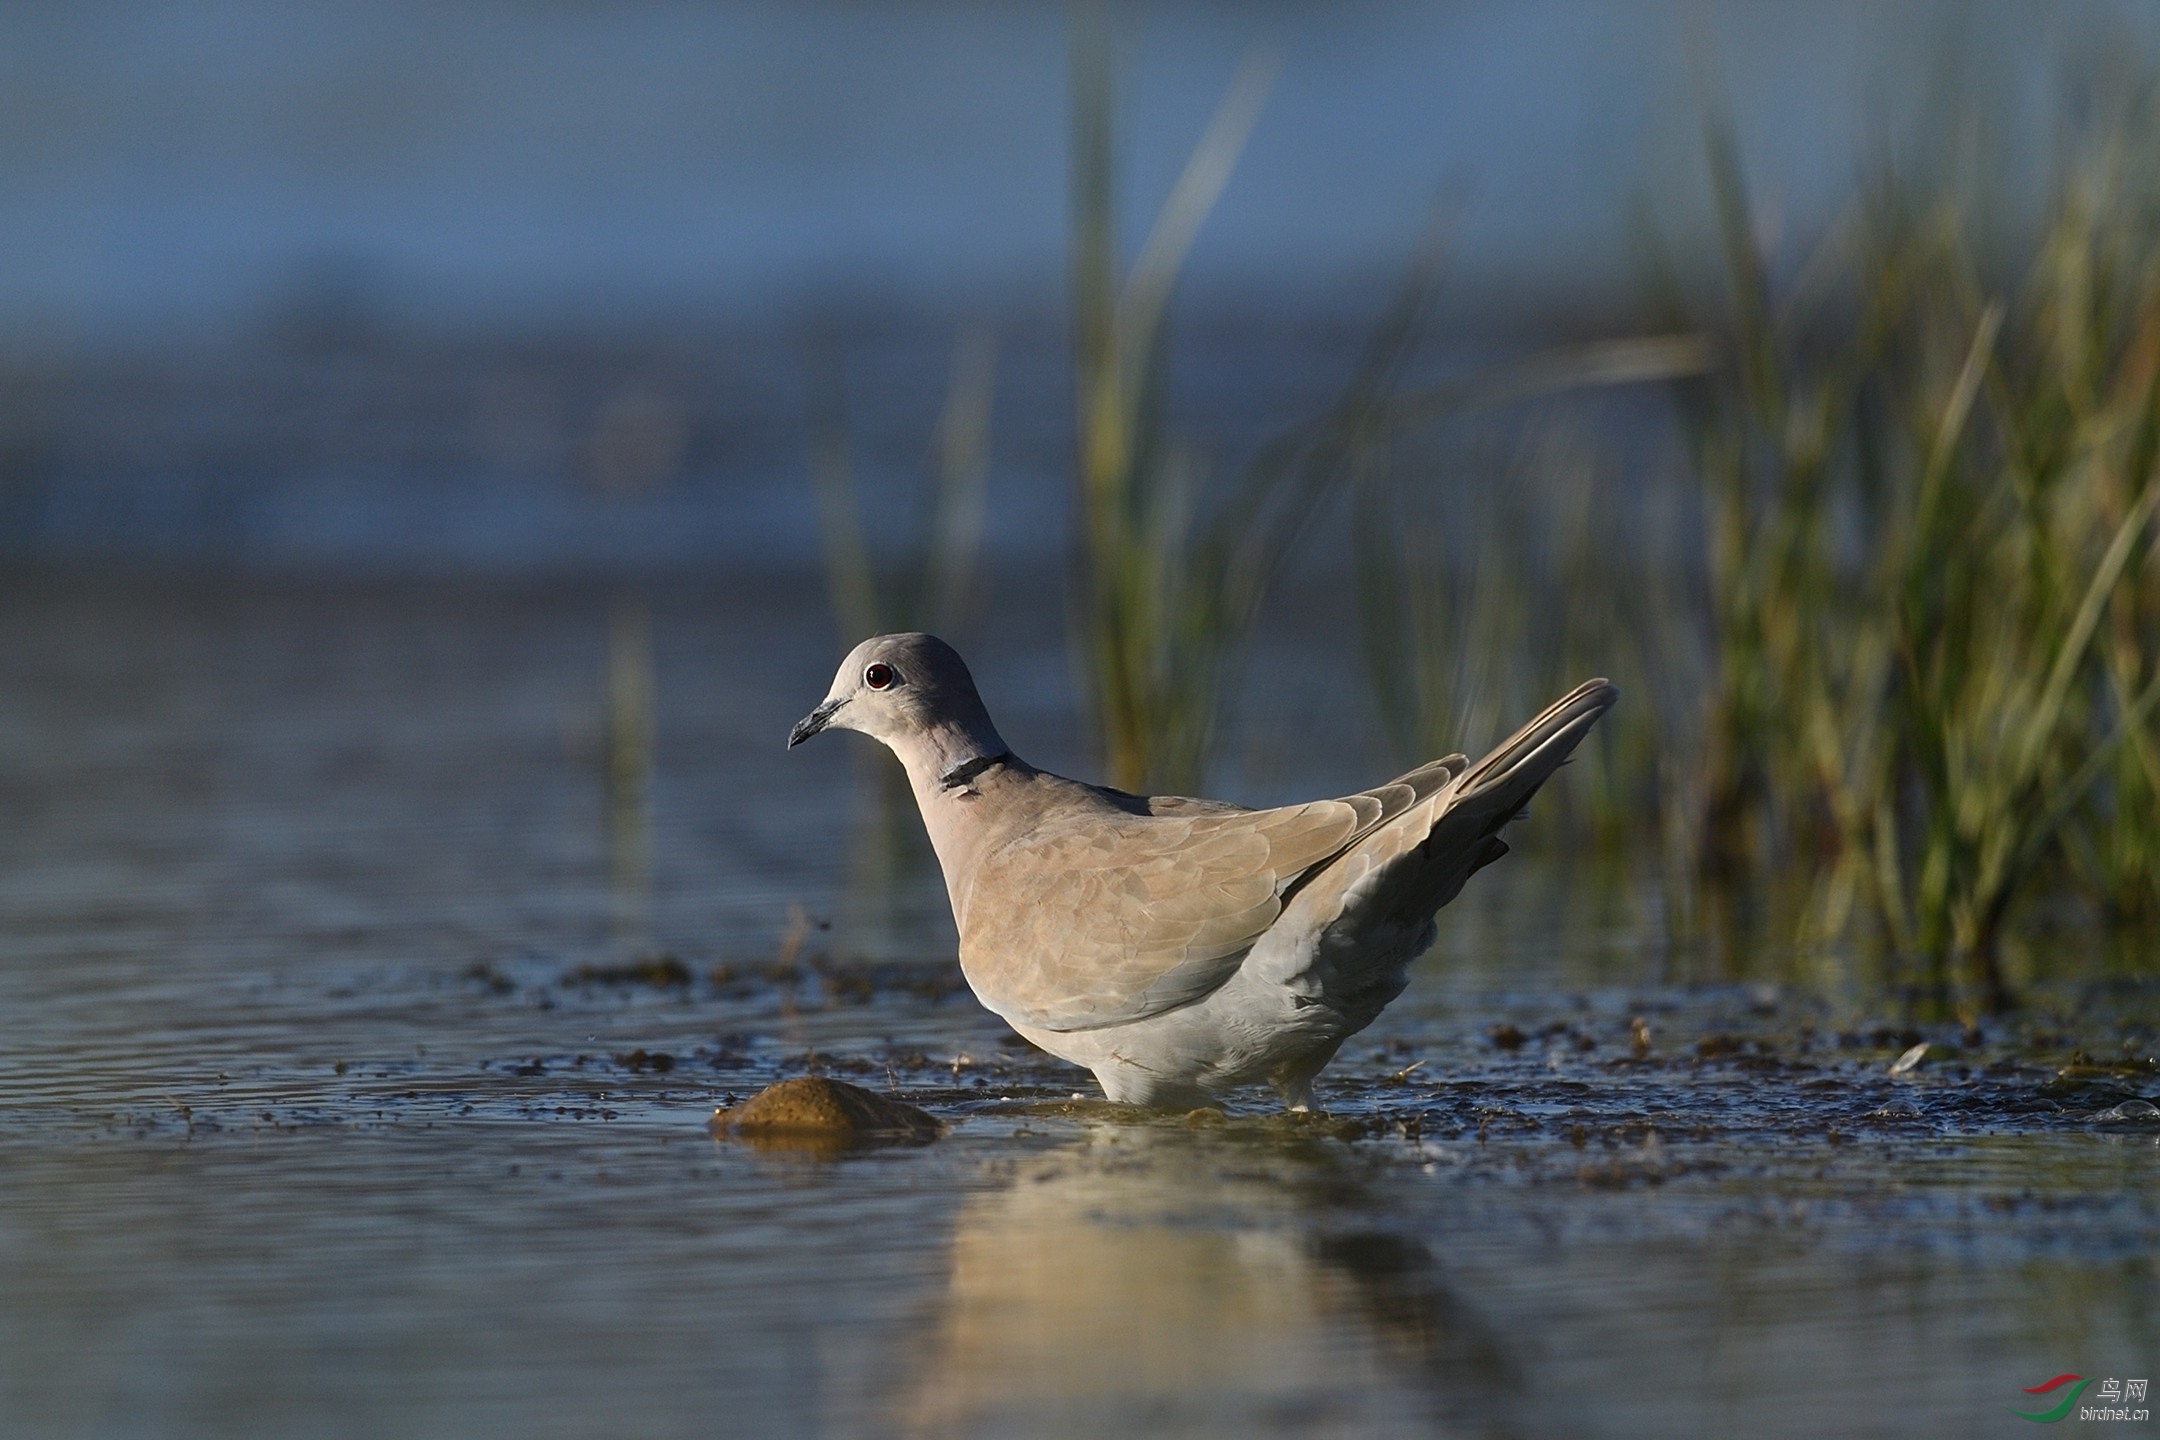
(9, 0, 2129, 346)
(2, 0, 2154, 570)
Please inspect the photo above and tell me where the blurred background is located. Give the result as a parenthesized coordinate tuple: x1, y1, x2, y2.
(5, 0, 2159, 998)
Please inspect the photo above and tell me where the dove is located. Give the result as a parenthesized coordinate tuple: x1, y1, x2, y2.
(789, 633, 1615, 1109)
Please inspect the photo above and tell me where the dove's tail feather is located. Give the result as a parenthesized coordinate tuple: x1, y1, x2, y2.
(1451, 677, 1619, 817)
(1412, 677, 1619, 888)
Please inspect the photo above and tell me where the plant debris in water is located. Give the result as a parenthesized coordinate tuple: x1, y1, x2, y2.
(563, 955, 694, 988)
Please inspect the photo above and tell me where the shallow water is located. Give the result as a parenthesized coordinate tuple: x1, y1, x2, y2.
(3, 575, 2155, 1439)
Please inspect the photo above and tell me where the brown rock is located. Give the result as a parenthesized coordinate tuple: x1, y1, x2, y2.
(707, 1076, 941, 1149)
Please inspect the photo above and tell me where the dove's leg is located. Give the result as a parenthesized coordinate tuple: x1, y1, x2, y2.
(1269, 1038, 1345, 1113)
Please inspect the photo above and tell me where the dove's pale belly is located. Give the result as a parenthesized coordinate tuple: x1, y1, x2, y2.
(993, 911, 1439, 1110)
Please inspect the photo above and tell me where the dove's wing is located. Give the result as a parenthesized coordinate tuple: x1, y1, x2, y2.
(953, 748, 1477, 1033)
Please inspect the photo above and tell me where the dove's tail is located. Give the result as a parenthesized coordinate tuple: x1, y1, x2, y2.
(1451, 677, 1618, 818)
(1351, 676, 1618, 911)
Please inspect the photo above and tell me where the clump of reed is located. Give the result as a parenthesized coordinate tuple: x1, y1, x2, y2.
(1669, 84, 2159, 1009)
(1360, 79, 2160, 1010)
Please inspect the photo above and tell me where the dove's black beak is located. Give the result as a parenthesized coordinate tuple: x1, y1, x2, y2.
(788, 698, 844, 748)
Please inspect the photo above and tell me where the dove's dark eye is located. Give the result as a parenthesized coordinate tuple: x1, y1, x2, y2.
(863, 662, 896, 690)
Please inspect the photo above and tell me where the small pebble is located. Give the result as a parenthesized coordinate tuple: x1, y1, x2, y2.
(708, 1077, 940, 1149)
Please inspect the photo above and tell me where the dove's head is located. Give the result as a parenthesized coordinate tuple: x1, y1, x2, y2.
(788, 633, 1008, 771)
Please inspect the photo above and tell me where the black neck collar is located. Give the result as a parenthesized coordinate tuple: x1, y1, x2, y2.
(938, 751, 1011, 791)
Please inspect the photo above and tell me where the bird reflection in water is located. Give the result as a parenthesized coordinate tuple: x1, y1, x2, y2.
(892, 1126, 1522, 1437)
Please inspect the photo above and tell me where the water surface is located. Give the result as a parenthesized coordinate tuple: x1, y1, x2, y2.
(2, 575, 2154, 1438)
